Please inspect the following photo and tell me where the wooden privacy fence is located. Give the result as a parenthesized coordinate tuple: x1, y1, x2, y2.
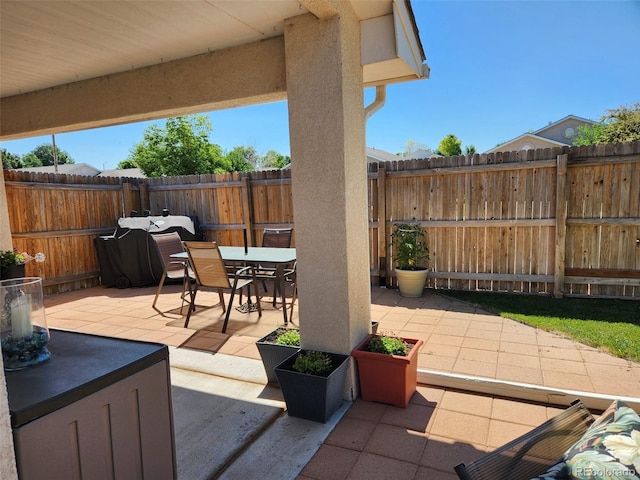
(3, 141, 640, 299)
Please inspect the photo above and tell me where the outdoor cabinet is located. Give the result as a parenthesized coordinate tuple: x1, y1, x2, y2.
(6, 330, 176, 480)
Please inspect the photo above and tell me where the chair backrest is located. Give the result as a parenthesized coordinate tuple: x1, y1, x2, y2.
(151, 232, 185, 273)
(183, 241, 231, 289)
(262, 228, 293, 248)
(454, 399, 594, 480)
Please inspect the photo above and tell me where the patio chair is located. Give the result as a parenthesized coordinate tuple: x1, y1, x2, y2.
(183, 241, 261, 333)
(256, 227, 293, 302)
(454, 399, 594, 480)
(151, 231, 195, 314)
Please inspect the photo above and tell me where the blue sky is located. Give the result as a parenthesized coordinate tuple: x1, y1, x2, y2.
(2, 0, 639, 170)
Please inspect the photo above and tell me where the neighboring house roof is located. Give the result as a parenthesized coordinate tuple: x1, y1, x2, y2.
(366, 147, 401, 163)
(16, 163, 100, 176)
(485, 114, 596, 153)
(404, 148, 440, 159)
(98, 168, 146, 178)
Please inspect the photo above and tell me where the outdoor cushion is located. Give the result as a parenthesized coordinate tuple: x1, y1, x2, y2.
(531, 399, 640, 480)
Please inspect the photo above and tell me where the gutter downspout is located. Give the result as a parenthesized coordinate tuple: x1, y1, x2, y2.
(365, 85, 386, 120)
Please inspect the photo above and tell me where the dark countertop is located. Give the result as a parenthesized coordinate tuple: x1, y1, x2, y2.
(5, 329, 168, 428)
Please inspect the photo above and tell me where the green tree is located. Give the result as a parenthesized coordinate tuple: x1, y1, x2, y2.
(437, 134, 462, 156)
(260, 150, 290, 169)
(225, 146, 257, 172)
(1, 149, 23, 169)
(574, 103, 640, 146)
(128, 115, 228, 177)
(22, 153, 42, 167)
(464, 144, 477, 155)
(401, 139, 430, 157)
(116, 158, 138, 169)
(29, 144, 74, 166)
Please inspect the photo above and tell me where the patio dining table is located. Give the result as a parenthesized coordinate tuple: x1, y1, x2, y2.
(173, 246, 296, 325)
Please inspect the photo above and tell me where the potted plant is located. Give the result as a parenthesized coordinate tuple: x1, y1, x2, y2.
(390, 223, 429, 297)
(256, 327, 300, 384)
(0, 249, 46, 280)
(274, 349, 349, 423)
(351, 332, 424, 408)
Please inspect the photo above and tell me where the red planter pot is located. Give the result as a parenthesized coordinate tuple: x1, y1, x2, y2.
(351, 335, 423, 408)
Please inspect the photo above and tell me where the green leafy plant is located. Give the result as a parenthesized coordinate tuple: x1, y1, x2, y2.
(366, 335, 408, 356)
(292, 351, 333, 376)
(390, 223, 429, 270)
(0, 248, 46, 268)
(276, 329, 300, 346)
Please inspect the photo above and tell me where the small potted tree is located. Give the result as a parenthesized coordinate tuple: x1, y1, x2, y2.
(351, 332, 424, 408)
(256, 327, 300, 384)
(274, 349, 349, 423)
(390, 223, 429, 297)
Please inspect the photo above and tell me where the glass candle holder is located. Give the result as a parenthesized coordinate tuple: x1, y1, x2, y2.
(0, 277, 51, 371)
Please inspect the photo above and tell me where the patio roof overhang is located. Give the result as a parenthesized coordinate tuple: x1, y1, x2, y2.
(0, 0, 428, 140)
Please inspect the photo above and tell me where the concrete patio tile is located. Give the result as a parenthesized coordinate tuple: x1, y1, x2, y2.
(540, 357, 588, 375)
(345, 452, 418, 480)
(538, 345, 584, 362)
(585, 363, 640, 397)
(440, 390, 493, 418)
(419, 434, 486, 474)
(461, 337, 500, 351)
(345, 399, 388, 422)
(487, 419, 538, 448)
(363, 423, 428, 463)
(499, 340, 540, 356)
(413, 385, 445, 406)
(419, 353, 456, 372)
(402, 322, 436, 335)
(379, 404, 436, 433)
(497, 351, 541, 369)
(581, 349, 631, 366)
(452, 358, 497, 378)
(414, 466, 460, 480)
(325, 417, 377, 451)
(432, 325, 469, 337)
(491, 398, 548, 427)
(438, 317, 472, 329)
(430, 410, 490, 446)
(458, 347, 499, 364)
(427, 333, 465, 346)
(298, 444, 360, 480)
(500, 332, 538, 345)
(495, 364, 544, 384)
(410, 313, 443, 325)
(543, 370, 594, 392)
(464, 328, 502, 341)
(422, 343, 460, 358)
(536, 332, 578, 348)
(469, 320, 503, 332)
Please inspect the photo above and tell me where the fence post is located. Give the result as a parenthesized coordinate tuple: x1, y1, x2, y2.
(139, 182, 149, 213)
(241, 176, 254, 246)
(377, 166, 387, 286)
(554, 154, 568, 298)
(122, 182, 133, 217)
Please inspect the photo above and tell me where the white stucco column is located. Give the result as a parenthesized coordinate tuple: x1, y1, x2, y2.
(284, 5, 371, 396)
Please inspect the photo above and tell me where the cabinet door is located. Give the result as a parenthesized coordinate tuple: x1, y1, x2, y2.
(13, 361, 175, 480)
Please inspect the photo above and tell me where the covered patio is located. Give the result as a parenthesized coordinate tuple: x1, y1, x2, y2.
(40, 283, 640, 478)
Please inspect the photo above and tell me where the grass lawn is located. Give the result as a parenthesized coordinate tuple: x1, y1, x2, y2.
(440, 290, 640, 362)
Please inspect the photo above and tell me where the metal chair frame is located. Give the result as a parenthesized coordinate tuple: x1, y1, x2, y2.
(183, 241, 261, 333)
(151, 231, 194, 314)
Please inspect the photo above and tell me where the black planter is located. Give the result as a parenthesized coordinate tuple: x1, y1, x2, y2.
(275, 350, 349, 423)
(0, 264, 26, 280)
(256, 328, 300, 384)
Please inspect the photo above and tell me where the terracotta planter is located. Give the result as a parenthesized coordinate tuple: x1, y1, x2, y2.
(274, 350, 349, 423)
(351, 334, 423, 408)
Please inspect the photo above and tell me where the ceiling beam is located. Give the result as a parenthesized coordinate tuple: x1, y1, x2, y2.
(0, 36, 287, 140)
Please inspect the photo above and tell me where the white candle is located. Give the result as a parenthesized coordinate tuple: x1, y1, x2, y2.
(11, 294, 33, 339)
